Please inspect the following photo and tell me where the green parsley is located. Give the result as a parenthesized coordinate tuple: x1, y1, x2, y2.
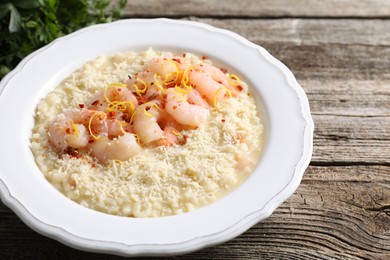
(0, 0, 127, 79)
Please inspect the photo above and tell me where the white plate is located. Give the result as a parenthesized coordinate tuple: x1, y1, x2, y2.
(0, 18, 313, 256)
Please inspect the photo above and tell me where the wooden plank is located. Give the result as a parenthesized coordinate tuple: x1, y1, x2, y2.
(1, 166, 389, 258)
(189, 18, 390, 47)
(121, 0, 390, 18)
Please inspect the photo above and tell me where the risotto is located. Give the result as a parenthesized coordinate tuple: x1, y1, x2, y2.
(30, 49, 263, 217)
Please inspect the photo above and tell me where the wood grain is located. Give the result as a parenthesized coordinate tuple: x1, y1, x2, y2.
(1, 166, 389, 259)
(2, 2, 390, 258)
(122, 0, 390, 18)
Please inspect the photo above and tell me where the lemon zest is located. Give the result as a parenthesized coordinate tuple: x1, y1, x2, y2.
(70, 120, 79, 137)
(151, 102, 163, 111)
(104, 83, 127, 104)
(174, 85, 190, 94)
(152, 73, 165, 92)
(129, 110, 137, 124)
(88, 114, 100, 140)
(106, 100, 134, 114)
(132, 78, 148, 96)
(227, 74, 241, 86)
(162, 60, 179, 85)
(143, 108, 154, 118)
(225, 87, 232, 98)
(181, 66, 194, 90)
(172, 130, 181, 136)
(118, 121, 128, 135)
(213, 87, 225, 107)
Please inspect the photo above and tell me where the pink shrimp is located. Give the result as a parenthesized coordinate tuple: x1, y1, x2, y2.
(88, 133, 141, 163)
(127, 71, 165, 101)
(48, 109, 106, 152)
(89, 84, 138, 114)
(165, 90, 209, 127)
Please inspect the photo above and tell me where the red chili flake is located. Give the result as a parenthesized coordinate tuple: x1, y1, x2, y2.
(163, 58, 167, 60)
(217, 80, 222, 84)
(91, 100, 99, 106)
(117, 88, 122, 92)
(221, 119, 226, 123)
(64, 147, 82, 158)
(88, 139, 95, 144)
(78, 104, 85, 108)
(201, 55, 208, 60)
(108, 111, 116, 117)
(182, 134, 188, 144)
(145, 106, 151, 111)
(220, 67, 228, 73)
(182, 53, 187, 57)
(247, 93, 251, 96)
(91, 163, 96, 168)
(237, 85, 244, 91)
(201, 95, 207, 100)
(172, 58, 181, 63)
(163, 94, 167, 99)
(65, 128, 70, 134)
(173, 105, 177, 110)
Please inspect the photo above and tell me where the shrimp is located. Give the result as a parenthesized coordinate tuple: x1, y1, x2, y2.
(187, 88, 209, 109)
(132, 101, 165, 144)
(90, 119, 132, 139)
(197, 64, 239, 95)
(64, 109, 106, 125)
(89, 84, 138, 114)
(127, 71, 164, 101)
(188, 69, 227, 103)
(165, 90, 209, 127)
(48, 117, 89, 152)
(147, 56, 191, 85)
(48, 109, 106, 152)
(88, 133, 141, 163)
(156, 125, 181, 146)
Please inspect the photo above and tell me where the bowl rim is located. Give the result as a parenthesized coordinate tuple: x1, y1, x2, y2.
(0, 18, 314, 256)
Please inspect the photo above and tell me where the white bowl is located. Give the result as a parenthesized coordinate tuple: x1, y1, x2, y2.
(0, 18, 313, 256)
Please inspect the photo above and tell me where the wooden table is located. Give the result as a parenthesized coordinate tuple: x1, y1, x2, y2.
(1, 1, 389, 258)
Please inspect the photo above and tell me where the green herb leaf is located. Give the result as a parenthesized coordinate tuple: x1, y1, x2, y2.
(0, 0, 128, 80)
(9, 4, 21, 32)
(12, 0, 40, 9)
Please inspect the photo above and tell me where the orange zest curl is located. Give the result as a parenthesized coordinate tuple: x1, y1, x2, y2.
(174, 85, 190, 95)
(227, 74, 241, 86)
(133, 78, 148, 96)
(88, 114, 101, 140)
(129, 110, 137, 124)
(172, 130, 181, 136)
(118, 121, 129, 135)
(181, 66, 194, 90)
(162, 60, 179, 85)
(104, 83, 127, 104)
